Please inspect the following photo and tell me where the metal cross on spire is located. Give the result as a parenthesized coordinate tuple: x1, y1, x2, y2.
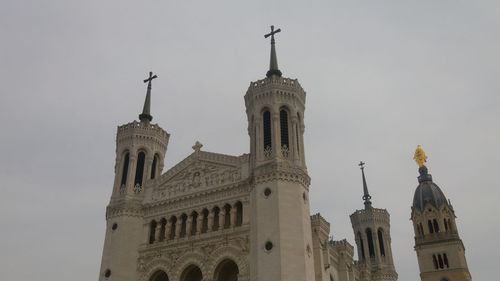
(264, 25, 282, 78)
(359, 161, 372, 208)
(139, 71, 158, 123)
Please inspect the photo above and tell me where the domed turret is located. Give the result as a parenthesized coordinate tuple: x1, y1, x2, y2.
(412, 166, 450, 212)
(410, 146, 471, 281)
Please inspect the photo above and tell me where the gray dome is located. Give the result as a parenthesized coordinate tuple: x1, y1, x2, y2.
(412, 180, 448, 212)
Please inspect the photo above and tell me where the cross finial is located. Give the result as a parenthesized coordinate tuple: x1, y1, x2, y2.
(264, 25, 282, 78)
(358, 161, 365, 170)
(264, 25, 281, 42)
(192, 141, 203, 152)
(139, 71, 158, 123)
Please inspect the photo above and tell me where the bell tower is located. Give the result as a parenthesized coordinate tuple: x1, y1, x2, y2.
(350, 162, 398, 281)
(98, 72, 169, 281)
(411, 146, 471, 281)
(245, 26, 314, 281)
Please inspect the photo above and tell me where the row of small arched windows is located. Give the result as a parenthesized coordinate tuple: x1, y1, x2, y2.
(433, 253, 450, 269)
(416, 218, 453, 236)
(148, 202, 243, 244)
(120, 151, 160, 190)
(358, 228, 386, 260)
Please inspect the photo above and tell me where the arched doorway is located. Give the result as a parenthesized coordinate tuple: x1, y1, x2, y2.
(214, 259, 239, 281)
(149, 270, 169, 281)
(180, 264, 203, 281)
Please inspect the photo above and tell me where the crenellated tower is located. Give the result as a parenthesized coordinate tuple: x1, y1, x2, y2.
(411, 146, 471, 281)
(350, 162, 398, 281)
(245, 26, 314, 281)
(98, 72, 169, 281)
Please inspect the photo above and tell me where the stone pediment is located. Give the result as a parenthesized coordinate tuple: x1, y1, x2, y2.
(150, 151, 248, 201)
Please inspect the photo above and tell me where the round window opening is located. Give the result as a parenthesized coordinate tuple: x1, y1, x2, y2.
(112, 223, 118, 231)
(265, 241, 274, 251)
(264, 188, 272, 197)
(104, 269, 111, 278)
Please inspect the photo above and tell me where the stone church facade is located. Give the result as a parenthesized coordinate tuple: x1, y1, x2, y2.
(98, 28, 471, 281)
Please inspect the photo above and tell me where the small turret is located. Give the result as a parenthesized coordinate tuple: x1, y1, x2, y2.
(350, 162, 398, 281)
(410, 146, 471, 281)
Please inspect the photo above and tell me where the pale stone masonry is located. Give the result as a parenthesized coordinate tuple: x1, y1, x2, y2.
(98, 28, 471, 281)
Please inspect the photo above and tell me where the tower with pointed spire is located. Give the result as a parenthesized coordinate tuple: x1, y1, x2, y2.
(350, 162, 398, 281)
(98, 72, 169, 281)
(410, 146, 471, 281)
(245, 25, 314, 281)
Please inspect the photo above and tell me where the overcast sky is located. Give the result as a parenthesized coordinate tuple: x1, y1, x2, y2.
(1, 1, 499, 280)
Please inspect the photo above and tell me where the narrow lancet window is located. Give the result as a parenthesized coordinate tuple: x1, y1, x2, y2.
(120, 153, 130, 187)
(280, 109, 289, 148)
(433, 219, 440, 233)
(149, 220, 157, 244)
(366, 228, 375, 257)
(135, 151, 146, 187)
(201, 209, 209, 233)
(378, 229, 386, 256)
(159, 218, 166, 242)
(223, 204, 231, 229)
(151, 154, 159, 179)
(428, 220, 434, 234)
(169, 216, 177, 240)
(432, 255, 438, 269)
(235, 201, 243, 226)
(263, 110, 272, 152)
(358, 232, 365, 260)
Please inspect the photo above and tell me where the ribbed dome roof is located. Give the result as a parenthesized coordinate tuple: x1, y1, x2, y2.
(412, 166, 449, 212)
(413, 181, 448, 212)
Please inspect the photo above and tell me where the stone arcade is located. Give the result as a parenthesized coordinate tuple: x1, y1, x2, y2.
(98, 27, 471, 281)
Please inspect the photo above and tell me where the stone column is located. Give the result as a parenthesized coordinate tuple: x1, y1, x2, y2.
(155, 223, 162, 242)
(291, 117, 299, 162)
(165, 222, 172, 241)
(230, 207, 237, 227)
(175, 218, 182, 239)
(126, 154, 137, 194)
(208, 212, 214, 232)
(186, 217, 193, 237)
(242, 201, 250, 225)
(272, 111, 280, 157)
(196, 213, 203, 235)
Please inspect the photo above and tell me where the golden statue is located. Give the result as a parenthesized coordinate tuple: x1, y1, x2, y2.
(413, 145, 428, 167)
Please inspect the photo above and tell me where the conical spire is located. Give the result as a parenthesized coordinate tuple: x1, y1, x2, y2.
(139, 71, 157, 123)
(264, 25, 282, 78)
(359, 161, 372, 208)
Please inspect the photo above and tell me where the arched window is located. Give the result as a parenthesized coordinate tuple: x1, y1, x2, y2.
(201, 209, 209, 233)
(428, 220, 434, 234)
(263, 110, 272, 151)
(443, 253, 449, 268)
(149, 270, 169, 281)
(432, 254, 438, 269)
(377, 229, 386, 256)
(280, 109, 289, 148)
(180, 265, 203, 281)
(191, 212, 198, 236)
(169, 216, 177, 240)
(366, 228, 375, 257)
(120, 152, 130, 187)
(149, 220, 157, 244)
(438, 254, 444, 269)
(444, 218, 448, 231)
(151, 154, 159, 179)
(419, 223, 424, 235)
(214, 259, 239, 281)
(358, 232, 365, 260)
(223, 204, 231, 229)
(135, 151, 146, 187)
(180, 214, 187, 237)
(235, 201, 243, 226)
(159, 218, 167, 242)
(212, 207, 220, 231)
(433, 219, 440, 233)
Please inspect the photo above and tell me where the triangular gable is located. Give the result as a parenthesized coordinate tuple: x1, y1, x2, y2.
(150, 151, 248, 201)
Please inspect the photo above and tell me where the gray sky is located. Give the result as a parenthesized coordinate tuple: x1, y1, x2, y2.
(1, 1, 499, 280)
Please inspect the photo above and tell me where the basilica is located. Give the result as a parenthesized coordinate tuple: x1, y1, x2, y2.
(98, 27, 472, 281)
